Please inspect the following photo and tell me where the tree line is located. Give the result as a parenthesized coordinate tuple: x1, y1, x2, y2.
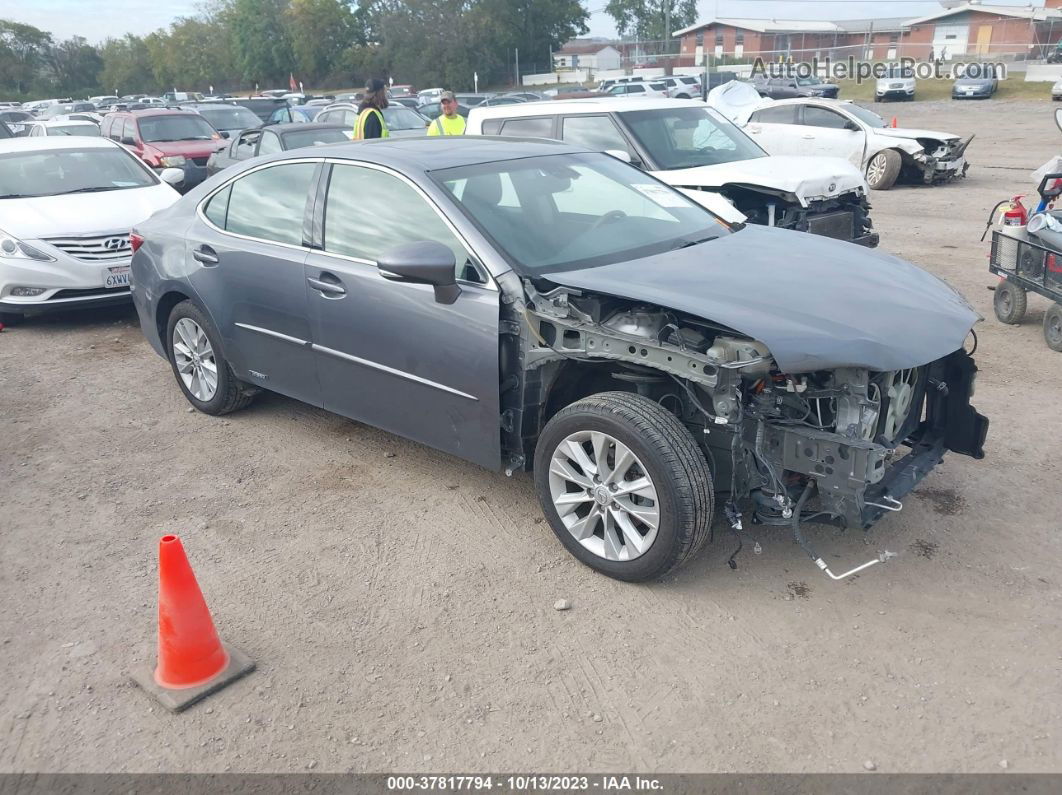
(0, 0, 591, 100)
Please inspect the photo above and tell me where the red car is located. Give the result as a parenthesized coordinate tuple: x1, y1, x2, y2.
(100, 109, 226, 191)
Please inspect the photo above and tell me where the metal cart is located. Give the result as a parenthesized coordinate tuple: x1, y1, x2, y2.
(989, 226, 1062, 351)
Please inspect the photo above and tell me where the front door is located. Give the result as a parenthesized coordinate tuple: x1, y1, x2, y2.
(744, 103, 802, 155)
(187, 160, 322, 406)
(799, 105, 865, 167)
(304, 162, 501, 469)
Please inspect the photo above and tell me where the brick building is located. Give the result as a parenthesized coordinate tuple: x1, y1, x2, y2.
(673, 1, 1062, 64)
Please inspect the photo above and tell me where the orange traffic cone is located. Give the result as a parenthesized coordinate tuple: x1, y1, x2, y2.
(132, 535, 254, 712)
(891, 116, 898, 128)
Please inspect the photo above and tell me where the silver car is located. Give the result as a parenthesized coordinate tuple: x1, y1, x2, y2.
(130, 138, 987, 583)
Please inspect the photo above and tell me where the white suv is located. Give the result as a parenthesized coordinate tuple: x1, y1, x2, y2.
(467, 98, 878, 246)
(661, 75, 702, 99)
(604, 81, 669, 98)
(0, 137, 182, 324)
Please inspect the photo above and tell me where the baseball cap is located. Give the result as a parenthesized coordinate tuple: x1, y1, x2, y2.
(440, 91, 456, 102)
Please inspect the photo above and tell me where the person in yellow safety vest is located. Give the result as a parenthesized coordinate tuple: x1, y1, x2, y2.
(427, 90, 466, 136)
(353, 78, 389, 140)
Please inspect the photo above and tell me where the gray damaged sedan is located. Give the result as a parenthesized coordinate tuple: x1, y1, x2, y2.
(129, 138, 988, 583)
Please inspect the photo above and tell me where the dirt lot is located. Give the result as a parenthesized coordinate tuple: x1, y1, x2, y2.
(1, 100, 1060, 775)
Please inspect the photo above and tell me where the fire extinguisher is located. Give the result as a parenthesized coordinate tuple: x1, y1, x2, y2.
(1000, 195, 1028, 227)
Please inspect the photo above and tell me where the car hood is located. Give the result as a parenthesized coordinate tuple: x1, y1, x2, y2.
(2, 183, 179, 239)
(657, 156, 867, 204)
(539, 224, 978, 373)
(874, 127, 961, 142)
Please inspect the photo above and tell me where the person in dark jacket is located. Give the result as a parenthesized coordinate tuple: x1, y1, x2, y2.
(354, 78, 389, 140)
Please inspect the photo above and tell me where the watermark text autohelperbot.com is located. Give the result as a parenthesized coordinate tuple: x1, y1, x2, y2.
(752, 56, 1007, 82)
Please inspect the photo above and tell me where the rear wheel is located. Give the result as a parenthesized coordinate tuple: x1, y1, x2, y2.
(993, 281, 1028, 324)
(866, 149, 902, 190)
(1044, 303, 1062, 351)
(534, 392, 714, 582)
(165, 300, 254, 415)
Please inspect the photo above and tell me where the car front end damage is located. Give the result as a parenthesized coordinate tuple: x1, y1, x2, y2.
(716, 184, 878, 247)
(888, 134, 973, 184)
(503, 284, 986, 581)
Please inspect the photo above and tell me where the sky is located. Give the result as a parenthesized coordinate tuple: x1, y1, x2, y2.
(0, 0, 1043, 44)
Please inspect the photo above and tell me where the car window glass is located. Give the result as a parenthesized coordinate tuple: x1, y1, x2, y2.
(482, 119, 503, 135)
(629, 85, 646, 94)
(553, 165, 672, 221)
(499, 117, 552, 138)
(324, 164, 473, 278)
(123, 118, 136, 141)
(224, 162, 316, 245)
(257, 131, 282, 155)
(100, 117, 113, 137)
(803, 106, 849, 129)
(749, 105, 798, 124)
(204, 184, 231, 228)
(344, 110, 359, 127)
(561, 116, 630, 153)
(234, 131, 260, 160)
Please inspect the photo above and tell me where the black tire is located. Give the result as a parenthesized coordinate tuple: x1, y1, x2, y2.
(165, 300, 254, 415)
(866, 149, 902, 190)
(993, 281, 1028, 325)
(1044, 303, 1062, 352)
(0, 311, 23, 326)
(534, 392, 714, 582)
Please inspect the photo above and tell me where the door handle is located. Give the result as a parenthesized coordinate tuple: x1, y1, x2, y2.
(192, 245, 219, 265)
(801, 134, 815, 140)
(307, 275, 346, 297)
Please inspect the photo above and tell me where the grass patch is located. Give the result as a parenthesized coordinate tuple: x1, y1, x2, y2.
(836, 77, 1053, 103)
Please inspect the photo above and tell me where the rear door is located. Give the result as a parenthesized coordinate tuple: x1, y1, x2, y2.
(187, 159, 323, 406)
(303, 161, 501, 468)
(744, 103, 802, 154)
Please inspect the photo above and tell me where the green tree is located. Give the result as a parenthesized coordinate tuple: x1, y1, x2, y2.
(100, 35, 154, 95)
(227, 0, 294, 86)
(46, 35, 104, 97)
(0, 19, 52, 96)
(604, 0, 697, 41)
(287, 0, 357, 86)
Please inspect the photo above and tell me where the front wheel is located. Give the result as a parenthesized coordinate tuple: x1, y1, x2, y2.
(866, 149, 902, 190)
(1044, 303, 1062, 351)
(993, 281, 1027, 324)
(534, 392, 714, 582)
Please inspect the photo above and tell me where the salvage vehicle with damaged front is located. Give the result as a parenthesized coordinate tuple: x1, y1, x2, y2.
(469, 98, 878, 246)
(130, 137, 987, 583)
(709, 83, 972, 191)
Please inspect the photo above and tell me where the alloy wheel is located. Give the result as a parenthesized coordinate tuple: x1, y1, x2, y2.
(867, 154, 886, 185)
(172, 317, 218, 402)
(547, 431, 660, 561)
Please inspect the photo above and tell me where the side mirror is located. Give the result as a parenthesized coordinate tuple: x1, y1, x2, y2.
(220, 130, 230, 138)
(159, 168, 184, 186)
(844, 121, 860, 132)
(121, 136, 135, 145)
(1055, 108, 1062, 134)
(377, 241, 460, 304)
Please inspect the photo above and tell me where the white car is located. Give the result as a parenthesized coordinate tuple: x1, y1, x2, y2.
(25, 119, 102, 138)
(604, 81, 669, 98)
(467, 97, 878, 246)
(875, 66, 916, 102)
(1053, 79, 1062, 101)
(709, 82, 971, 191)
(0, 137, 182, 324)
(660, 75, 703, 99)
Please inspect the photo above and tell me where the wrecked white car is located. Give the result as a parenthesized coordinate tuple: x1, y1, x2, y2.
(468, 97, 879, 246)
(709, 81, 972, 190)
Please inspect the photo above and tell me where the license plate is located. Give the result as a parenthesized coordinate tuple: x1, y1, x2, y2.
(105, 265, 130, 288)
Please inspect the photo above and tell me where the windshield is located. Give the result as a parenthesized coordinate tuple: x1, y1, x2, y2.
(0, 147, 155, 198)
(383, 106, 427, 130)
(796, 77, 823, 86)
(619, 106, 766, 169)
(282, 128, 351, 149)
(48, 124, 100, 136)
(846, 104, 887, 128)
(139, 115, 218, 142)
(434, 152, 727, 274)
(197, 106, 261, 130)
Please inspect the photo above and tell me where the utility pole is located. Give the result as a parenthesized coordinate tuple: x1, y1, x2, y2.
(665, 0, 671, 42)
(515, 47, 520, 88)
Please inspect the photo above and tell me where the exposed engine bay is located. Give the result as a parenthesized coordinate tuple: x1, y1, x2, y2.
(502, 280, 987, 578)
(714, 185, 878, 247)
(903, 135, 973, 184)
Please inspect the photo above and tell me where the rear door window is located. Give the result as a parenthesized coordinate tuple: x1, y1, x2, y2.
(561, 115, 631, 153)
(123, 118, 137, 142)
(802, 106, 849, 129)
(499, 117, 554, 138)
(749, 105, 798, 124)
(220, 162, 317, 245)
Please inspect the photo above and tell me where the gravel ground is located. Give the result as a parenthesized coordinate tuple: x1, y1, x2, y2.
(1, 100, 1060, 774)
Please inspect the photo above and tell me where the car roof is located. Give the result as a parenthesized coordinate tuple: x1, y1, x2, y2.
(470, 96, 707, 119)
(37, 118, 98, 126)
(111, 108, 202, 118)
(0, 136, 120, 153)
(253, 135, 582, 172)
